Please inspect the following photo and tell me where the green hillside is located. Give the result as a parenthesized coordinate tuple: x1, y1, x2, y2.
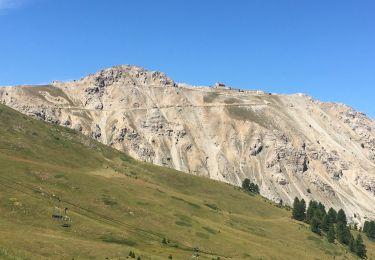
(0, 103, 374, 260)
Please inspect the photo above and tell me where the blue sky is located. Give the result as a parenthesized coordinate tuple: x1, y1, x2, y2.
(0, 0, 374, 118)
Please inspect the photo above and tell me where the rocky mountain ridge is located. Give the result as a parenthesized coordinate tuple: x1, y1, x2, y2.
(1, 65, 374, 224)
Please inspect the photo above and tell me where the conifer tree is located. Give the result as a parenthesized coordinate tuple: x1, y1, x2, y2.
(355, 234, 367, 259)
(321, 214, 330, 233)
(292, 197, 300, 220)
(327, 208, 337, 224)
(327, 224, 336, 243)
(306, 200, 318, 223)
(337, 222, 350, 245)
(365, 221, 375, 239)
(363, 221, 370, 234)
(310, 216, 321, 235)
(317, 202, 326, 216)
(241, 178, 260, 194)
(254, 184, 260, 194)
(349, 234, 355, 252)
(300, 199, 306, 220)
(242, 178, 250, 190)
(292, 197, 305, 221)
(336, 209, 347, 225)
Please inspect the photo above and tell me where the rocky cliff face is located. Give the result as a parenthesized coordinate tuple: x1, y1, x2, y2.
(1, 65, 374, 224)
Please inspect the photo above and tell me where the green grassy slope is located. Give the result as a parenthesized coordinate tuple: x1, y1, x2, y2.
(0, 103, 373, 260)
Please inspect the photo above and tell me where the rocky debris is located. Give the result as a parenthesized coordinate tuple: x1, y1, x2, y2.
(24, 107, 60, 124)
(277, 177, 288, 185)
(93, 67, 125, 88)
(113, 125, 155, 162)
(73, 123, 83, 132)
(161, 156, 172, 166)
(175, 129, 187, 139)
(266, 130, 308, 174)
(141, 111, 188, 144)
(141, 112, 167, 134)
(272, 172, 288, 185)
(134, 144, 155, 162)
(62, 119, 71, 126)
(83, 65, 176, 88)
(28, 109, 46, 120)
(311, 179, 336, 197)
(309, 147, 349, 180)
(84, 89, 104, 110)
(185, 143, 193, 151)
(249, 138, 263, 156)
(150, 71, 175, 86)
(370, 151, 375, 161)
(326, 104, 375, 163)
(82, 66, 174, 110)
(91, 124, 101, 139)
(356, 175, 375, 196)
(115, 127, 139, 143)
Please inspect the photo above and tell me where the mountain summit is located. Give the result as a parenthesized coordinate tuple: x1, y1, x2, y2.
(1, 65, 374, 224)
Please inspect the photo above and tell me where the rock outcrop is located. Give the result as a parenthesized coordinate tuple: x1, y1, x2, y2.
(1, 65, 375, 224)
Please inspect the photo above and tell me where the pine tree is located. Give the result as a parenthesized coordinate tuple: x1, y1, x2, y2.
(363, 221, 370, 234)
(292, 197, 300, 220)
(366, 221, 375, 239)
(292, 197, 305, 221)
(242, 178, 250, 190)
(337, 222, 350, 245)
(254, 184, 260, 194)
(336, 223, 345, 244)
(300, 199, 306, 220)
(327, 208, 337, 224)
(349, 234, 355, 252)
(318, 202, 326, 215)
(321, 214, 330, 233)
(310, 216, 321, 235)
(242, 178, 260, 194)
(336, 209, 347, 225)
(355, 234, 367, 259)
(306, 200, 318, 223)
(327, 224, 336, 243)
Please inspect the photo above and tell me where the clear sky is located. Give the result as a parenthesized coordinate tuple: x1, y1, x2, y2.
(0, 0, 374, 118)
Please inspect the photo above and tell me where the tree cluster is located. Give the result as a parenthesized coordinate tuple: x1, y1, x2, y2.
(292, 197, 367, 258)
(363, 220, 375, 239)
(241, 178, 260, 194)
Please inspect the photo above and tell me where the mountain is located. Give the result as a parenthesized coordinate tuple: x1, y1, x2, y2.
(1, 65, 375, 225)
(4, 103, 375, 259)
